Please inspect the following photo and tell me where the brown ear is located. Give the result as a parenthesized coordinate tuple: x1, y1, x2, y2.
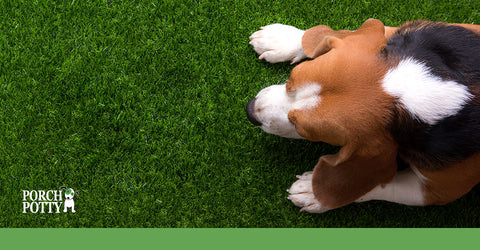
(311, 140, 398, 209)
(302, 25, 351, 58)
(302, 18, 386, 58)
(356, 18, 386, 34)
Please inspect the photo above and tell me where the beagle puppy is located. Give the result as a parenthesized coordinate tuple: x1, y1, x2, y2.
(246, 19, 480, 213)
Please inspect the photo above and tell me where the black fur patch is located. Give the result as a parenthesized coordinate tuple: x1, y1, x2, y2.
(382, 21, 480, 170)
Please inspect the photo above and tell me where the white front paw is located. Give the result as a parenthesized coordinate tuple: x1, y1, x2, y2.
(249, 24, 306, 64)
(287, 171, 331, 213)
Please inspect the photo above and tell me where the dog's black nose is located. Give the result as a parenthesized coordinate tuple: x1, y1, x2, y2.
(246, 98, 262, 126)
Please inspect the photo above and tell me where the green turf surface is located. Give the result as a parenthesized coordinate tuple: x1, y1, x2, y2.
(1, 0, 480, 227)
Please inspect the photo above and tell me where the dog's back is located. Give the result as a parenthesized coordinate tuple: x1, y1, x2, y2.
(382, 21, 480, 170)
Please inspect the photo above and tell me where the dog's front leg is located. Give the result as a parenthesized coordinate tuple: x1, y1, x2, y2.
(287, 171, 332, 213)
(249, 24, 306, 64)
(355, 167, 426, 206)
(287, 167, 427, 213)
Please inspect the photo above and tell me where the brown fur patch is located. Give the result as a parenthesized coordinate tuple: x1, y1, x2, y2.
(420, 152, 480, 205)
(312, 137, 397, 209)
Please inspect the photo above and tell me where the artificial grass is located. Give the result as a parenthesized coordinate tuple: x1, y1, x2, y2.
(1, 0, 480, 227)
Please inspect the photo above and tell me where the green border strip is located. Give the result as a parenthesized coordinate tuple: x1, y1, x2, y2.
(1, 228, 478, 249)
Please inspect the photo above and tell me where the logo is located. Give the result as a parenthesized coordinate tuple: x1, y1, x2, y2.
(22, 186, 79, 214)
(60, 186, 78, 213)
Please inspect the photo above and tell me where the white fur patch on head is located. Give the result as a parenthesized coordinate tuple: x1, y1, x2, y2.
(382, 58, 473, 125)
(253, 83, 322, 138)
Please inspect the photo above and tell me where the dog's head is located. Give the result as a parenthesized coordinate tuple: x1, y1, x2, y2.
(247, 19, 399, 207)
(60, 186, 78, 200)
(247, 19, 391, 143)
